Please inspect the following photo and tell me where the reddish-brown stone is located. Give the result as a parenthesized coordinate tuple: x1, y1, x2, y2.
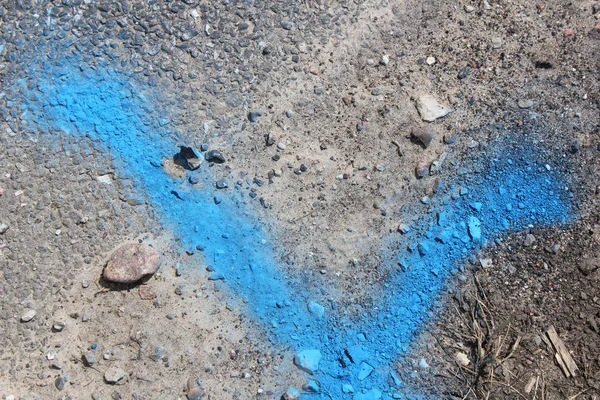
(103, 243, 161, 283)
(139, 284, 157, 300)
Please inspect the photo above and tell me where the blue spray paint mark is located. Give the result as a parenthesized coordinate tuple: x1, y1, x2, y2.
(15, 60, 322, 350)
(338, 153, 574, 398)
(12, 58, 575, 399)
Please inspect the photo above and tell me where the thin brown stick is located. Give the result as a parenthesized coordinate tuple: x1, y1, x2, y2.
(482, 380, 529, 400)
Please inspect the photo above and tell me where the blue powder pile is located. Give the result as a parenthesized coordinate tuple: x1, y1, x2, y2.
(11, 57, 575, 399)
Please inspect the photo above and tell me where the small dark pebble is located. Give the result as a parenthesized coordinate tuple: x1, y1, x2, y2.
(249, 192, 257, 199)
(272, 154, 281, 161)
(248, 111, 262, 122)
(216, 179, 228, 189)
(205, 150, 225, 164)
(569, 143, 578, 154)
(214, 196, 222, 204)
(189, 175, 200, 184)
(458, 66, 471, 79)
(444, 134, 456, 144)
(535, 61, 553, 69)
(200, 144, 209, 152)
(55, 377, 65, 391)
(253, 178, 265, 187)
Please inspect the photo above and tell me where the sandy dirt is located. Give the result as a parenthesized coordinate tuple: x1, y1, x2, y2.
(0, 0, 599, 399)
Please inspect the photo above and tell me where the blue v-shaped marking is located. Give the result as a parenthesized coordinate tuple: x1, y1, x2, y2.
(15, 61, 574, 400)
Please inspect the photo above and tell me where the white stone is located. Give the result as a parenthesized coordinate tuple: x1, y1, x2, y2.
(455, 352, 470, 366)
(297, 42, 308, 53)
(415, 95, 453, 122)
(104, 366, 127, 384)
(96, 174, 113, 184)
(20, 309, 36, 322)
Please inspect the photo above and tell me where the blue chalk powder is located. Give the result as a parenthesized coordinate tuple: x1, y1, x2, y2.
(15, 60, 322, 350)
(14, 58, 575, 400)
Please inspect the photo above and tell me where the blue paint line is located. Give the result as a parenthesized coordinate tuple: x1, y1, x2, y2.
(337, 152, 575, 399)
(11, 57, 576, 400)
(15, 61, 322, 352)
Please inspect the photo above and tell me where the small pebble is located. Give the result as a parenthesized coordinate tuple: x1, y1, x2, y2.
(55, 376, 65, 391)
(457, 66, 471, 80)
(53, 322, 66, 332)
(83, 351, 97, 366)
(248, 111, 262, 122)
(21, 309, 36, 322)
(524, 234, 536, 247)
(104, 366, 127, 384)
(215, 178, 228, 189)
(415, 162, 428, 178)
(205, 150, 225, 164)
(518, 99, 534, 109)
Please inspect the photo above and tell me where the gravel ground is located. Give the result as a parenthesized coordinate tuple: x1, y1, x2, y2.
(0, 0, 599, 399)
